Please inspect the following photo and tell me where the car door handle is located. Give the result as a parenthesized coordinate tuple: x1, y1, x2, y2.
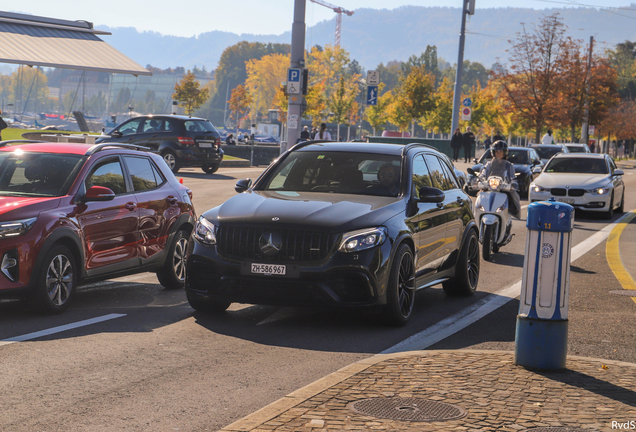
(166, 196, 178, 205)
(125, 202, 137, 211)
(436, 202, 444, 209)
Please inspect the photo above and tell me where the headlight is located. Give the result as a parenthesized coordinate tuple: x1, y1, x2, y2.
(488, 177, 501, 190)
(338, 227, 387, 253)
(0, 217, 37, 239)
(194, 216, 217, 245)
(531, 184, 548, 193)
(587, 187, 610, 195)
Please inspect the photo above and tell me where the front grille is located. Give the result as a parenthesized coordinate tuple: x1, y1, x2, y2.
(568, 189, 585, 197)
(550, 188, 585, 197)
(217, 226, 335, 262)
(551, 188, 567, 196)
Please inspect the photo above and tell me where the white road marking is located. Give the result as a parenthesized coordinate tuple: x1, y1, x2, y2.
(0, 313, 126, 347)
(382, 212, 630, 354)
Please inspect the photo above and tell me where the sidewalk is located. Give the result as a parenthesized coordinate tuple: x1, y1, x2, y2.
(221, 350, 636, 432)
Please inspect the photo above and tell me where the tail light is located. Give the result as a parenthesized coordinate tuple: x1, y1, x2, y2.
(178, 137, 195, 145)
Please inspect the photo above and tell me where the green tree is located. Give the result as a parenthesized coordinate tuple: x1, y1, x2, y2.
(328, 75, 359, 140)
(399, 66, 435, 137)
(401, 45, 441, 86)
(420, 76, 453, 135)
(228, 84, 252, 132)
(173, 70, 210, 117)
(607, 40, 636, 100)
(374, 61, 401, 93)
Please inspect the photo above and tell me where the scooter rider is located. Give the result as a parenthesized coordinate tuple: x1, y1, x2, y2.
(478, 140, 521, 218)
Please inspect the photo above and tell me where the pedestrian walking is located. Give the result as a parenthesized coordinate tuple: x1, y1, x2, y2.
(310, 126, 318, 139)
(589, 141, 596, 153)
(316, 123, 332, 141)
(483, 136, 491, 151)
(300, 126, 310, 142)
(462, 126, 475, 163)
(450, 127, 463, 162)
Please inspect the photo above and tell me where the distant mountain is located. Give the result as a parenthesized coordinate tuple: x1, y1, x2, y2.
(98, 6, 636, 72)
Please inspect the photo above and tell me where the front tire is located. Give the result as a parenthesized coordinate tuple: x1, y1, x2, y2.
(162, 150, 181, 174)
(32, 245, 77, 314)
(617, 190, 625, 214)
(482, 224, 494, 261)
(157, 230, 190, 290)
(202, 163, 220, 174)
(384, 244, 416, 326)
(186, 292, 231, 313)
(443, 229, 479, 296)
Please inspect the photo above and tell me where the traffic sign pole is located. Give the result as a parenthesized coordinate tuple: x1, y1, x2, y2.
(286, 0, 306, 153)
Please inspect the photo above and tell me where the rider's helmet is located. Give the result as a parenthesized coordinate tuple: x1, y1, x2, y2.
(491, 140, 508, 159)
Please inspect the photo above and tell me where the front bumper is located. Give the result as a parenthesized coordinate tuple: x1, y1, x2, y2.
(529, 190, 610, 211)
(0, 236, 36, 295)
(185, 238, 392, 308)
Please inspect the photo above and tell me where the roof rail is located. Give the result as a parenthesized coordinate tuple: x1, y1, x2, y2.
(402, 142, 439, 156)
(287, 139, 331, 152)
(0, 139, 46, 148)
(85, 143, 152, 156)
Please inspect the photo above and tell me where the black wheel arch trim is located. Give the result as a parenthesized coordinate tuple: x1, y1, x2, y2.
(30, 227, 85, 288)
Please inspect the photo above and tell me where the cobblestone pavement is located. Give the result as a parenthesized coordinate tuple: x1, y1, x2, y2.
(221, 350, 636, 432)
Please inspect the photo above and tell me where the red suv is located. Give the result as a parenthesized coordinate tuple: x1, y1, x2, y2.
(0, 141, 196, 313)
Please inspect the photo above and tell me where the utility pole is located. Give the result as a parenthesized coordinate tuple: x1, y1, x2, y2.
(285, 0, 307, 153)
(450, 0, 474, 135)
(580, 36, 594, 145)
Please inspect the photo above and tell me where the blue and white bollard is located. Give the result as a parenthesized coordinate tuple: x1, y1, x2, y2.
(515, 198, 574, 369)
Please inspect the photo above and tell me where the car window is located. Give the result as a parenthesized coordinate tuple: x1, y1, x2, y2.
(117, 119, 143, 136)
(534, 147, 562, 160)
(544, 158, 608, 174)
(142, 119, 165, 133)
(438, 158, 460, 189)
(530, 150, 540, 164)
(479, 149, 493, 163)
(507, 150, 529, 164)
(412, 155, 432, 199)
(0, 152, 83, 197)
(165, 119, 176, 132)
(124, 156, 165, 191)
(183, 120, 218, 133)
(608, 157, 617, 174)
(424, 154, 453, 191)
(85, 159, 127, 194)
(262, 151, 401, 196)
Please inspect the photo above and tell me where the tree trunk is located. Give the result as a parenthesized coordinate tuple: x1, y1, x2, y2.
(411, 120, 415, 138)
(347, 126, 351, 141)
(372, 127, 376, 136)
(337, 123, 340, 141)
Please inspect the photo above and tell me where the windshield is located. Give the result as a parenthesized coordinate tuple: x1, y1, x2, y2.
(479, 149, 529, 165)
(544, 158, 608, 174)
(534, 147, 563, 159)
(0, 152, 84, 197)
(184, 120, 219, 133)
(262, 151, 402, 197)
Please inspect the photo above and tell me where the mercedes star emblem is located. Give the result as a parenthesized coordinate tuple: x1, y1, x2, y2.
(259, 232, 283, 257)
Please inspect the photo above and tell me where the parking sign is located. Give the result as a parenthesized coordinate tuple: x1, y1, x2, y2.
(287, 68, 301, 94)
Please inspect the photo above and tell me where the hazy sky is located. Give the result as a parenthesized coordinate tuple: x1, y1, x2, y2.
(9, 0, 636, 38)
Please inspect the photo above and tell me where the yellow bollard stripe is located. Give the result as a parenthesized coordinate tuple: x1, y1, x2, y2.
(606, 209, 636, 304)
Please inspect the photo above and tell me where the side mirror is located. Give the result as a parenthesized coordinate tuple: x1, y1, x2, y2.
(111, 131, 123, 138)
(613, 169, 624, 176)
(533, 167, 542, 174)
(473, 158, 478, 163)
(235, 178, 252, 193)
(466, 167, 475, 176)
(418, 186, 445, 203)
(83, 185, 115, 202)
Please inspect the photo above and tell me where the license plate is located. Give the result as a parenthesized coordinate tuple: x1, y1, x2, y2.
(199, 142, 212, 148)
(557, 198, 574, 204)
(251, 263, 286, 275)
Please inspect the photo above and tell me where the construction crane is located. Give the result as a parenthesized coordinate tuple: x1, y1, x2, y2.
(309, 0, 354, 47)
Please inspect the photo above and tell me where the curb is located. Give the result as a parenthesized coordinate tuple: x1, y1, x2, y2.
(219, 349, 636, 432)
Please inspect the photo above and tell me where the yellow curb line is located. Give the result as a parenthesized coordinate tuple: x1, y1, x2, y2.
(606, 209, 636, 304)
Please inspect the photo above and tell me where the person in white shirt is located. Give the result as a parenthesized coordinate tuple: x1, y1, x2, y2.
(316, 123, 332, 141)
(541, 129, 555, 144)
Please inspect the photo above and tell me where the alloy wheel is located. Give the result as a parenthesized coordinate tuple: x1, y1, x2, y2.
(466, 234, 480, 289)
(172, 236, 188, 282)
(46, 254, 74, 307)
(398, 252, 416, 318)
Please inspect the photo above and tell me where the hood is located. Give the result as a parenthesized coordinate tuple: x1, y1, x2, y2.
(0, 196, 61, 220)
(204, 191, 405, 231)
(534, 173, 610, 188)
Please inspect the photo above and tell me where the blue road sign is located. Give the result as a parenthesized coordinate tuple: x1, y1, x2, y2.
(367, 85, 378, 106)
(288, 68, 301, 82)
(462, 98, 472, 107)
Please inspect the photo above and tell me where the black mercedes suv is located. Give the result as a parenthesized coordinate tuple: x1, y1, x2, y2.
(185, 141, 480, 325)
(97, 115, 224, 174)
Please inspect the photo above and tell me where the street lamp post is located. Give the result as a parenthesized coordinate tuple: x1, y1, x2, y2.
(450, 0, 475, 135)
(285, 0, 307, 153)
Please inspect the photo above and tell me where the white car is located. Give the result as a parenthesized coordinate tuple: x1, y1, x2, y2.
(529, 153, 625, 219)
(564, 143, 591, 153)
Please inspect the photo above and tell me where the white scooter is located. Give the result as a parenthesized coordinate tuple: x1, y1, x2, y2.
(467, 168, 514, 260)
